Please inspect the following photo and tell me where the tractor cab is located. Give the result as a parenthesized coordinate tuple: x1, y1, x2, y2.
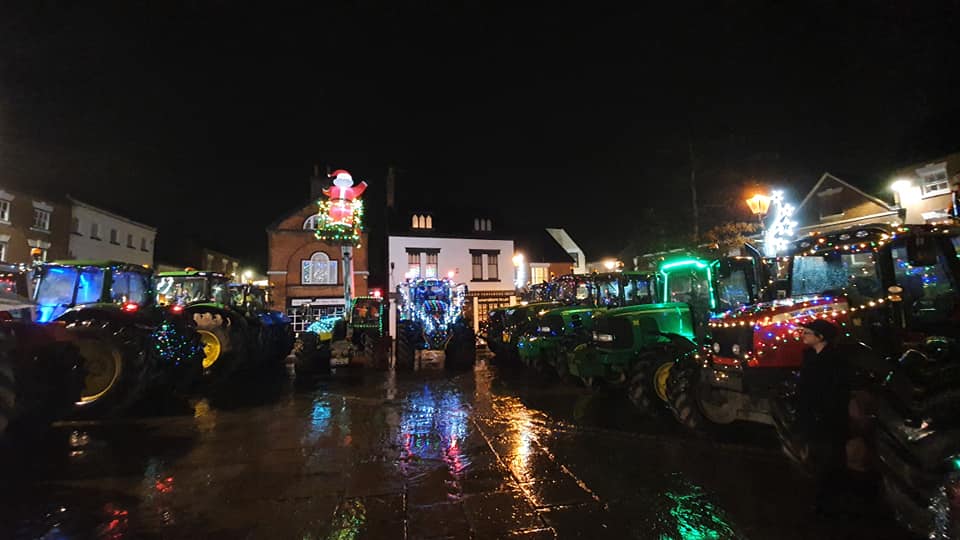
(0, 263, 34, 321)
(34, 261, 154, 323)
(155, 270, 231, 309)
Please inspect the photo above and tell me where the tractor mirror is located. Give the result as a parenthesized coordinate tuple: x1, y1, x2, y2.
(906, 236, 939, 267)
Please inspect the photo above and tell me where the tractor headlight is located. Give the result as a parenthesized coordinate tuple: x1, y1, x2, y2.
(731, 344, 741, 356)
(539, 326, 551, 333)
(596, 333, 614, 343)
(712, 342, 721, 354)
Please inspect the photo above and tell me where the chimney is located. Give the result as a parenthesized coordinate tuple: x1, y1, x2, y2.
(386, 166, 396, 208)
(310, 164, 327, 200)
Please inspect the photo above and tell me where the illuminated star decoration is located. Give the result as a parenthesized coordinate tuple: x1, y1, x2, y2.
(763, 190, 796, 257)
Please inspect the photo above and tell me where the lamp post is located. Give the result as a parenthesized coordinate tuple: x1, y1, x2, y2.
(512, 253, 525, 290)
(745, 193, 772, 231)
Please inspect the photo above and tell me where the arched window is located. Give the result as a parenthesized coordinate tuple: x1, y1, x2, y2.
(412, 214, 420, 228)
(474, 218, 480, 231)
(301, 251, 338, 284)
(304, 215, 319, 230)
(485, 219, 492, 231)
(425, 215, 432, 229)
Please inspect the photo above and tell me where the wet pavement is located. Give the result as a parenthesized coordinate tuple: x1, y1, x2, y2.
(1, 352, 911, 539)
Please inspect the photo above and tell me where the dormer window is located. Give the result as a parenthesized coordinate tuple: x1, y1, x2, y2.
(473, 218, 492, 232)
(916, 162, 949, 196)
(412, 214, 433, 229)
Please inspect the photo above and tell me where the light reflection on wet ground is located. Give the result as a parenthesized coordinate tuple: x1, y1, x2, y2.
(1, 355, 910, 539)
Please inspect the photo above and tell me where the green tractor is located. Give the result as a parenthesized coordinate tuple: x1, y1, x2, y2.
(567, 256, 763, 410)
(516, 271, 656, 378)
(155, 270, 293, 378)
(32, 261, 204, 416)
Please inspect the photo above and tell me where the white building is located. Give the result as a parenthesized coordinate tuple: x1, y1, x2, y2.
(388, 210, 515, 329)
(68, 196, 157, 266)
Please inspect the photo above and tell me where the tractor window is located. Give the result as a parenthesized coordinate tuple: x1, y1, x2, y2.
(156, 276, 207, 305)
(665, 268, 711, 310)
(209, 279, 231, 305)
(111, 271, 150, 305)
(791, 253, 881, 304)
(595, 279, 621, 307)
(892, 244, 957, 328)
(76, 267, 105, 305)
(352, 299, 381, 324)
(717, 269, 751, 311)
(623, 277, 652, 306)
(35, 266, 80, 322)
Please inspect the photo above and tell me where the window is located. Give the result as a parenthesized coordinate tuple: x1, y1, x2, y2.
(407, 251, 421, 278)
(0, 200, 10, 222)
(110, 270, 151, 305)
(127, 233, 134, 248)
(110, 229, 119, 244)
(472, 254, 483, 280)
(919, 167, 950, 196)
(0, 241, 6, 262)
(412, 214, 433, 229)
(473, 218, 493, 232)
(303, 215, 319, 229)
(71, 217, 81, 234)
(91, 222, 101, 239)
(32, 209, 51, 231)
(141, 237, 149, 252)
(425, 252, 438, 278)
(488, 254, 499, 280)
(892, 243, 957, 328)
(301, 251, 338, 284)
(531, 266, 549, 285)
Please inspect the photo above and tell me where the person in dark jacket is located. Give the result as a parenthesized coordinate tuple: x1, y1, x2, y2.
(796, 319, 852, 514)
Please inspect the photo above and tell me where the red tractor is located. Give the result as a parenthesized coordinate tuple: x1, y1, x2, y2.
(671, 223, 960, 537)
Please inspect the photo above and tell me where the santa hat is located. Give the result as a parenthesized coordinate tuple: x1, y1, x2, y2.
(329, 169, 353, 181)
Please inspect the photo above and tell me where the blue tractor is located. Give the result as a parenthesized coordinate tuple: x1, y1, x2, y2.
(395, 277, 475, 370)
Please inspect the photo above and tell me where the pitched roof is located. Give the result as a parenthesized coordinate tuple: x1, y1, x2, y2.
(794, 172, 896, 216)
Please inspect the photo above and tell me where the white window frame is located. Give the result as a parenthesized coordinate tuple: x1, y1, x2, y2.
(91, 222, 100, 239)
(32, 208, 51, 231)
(916, 163, 950, 197)
(127, 233, 134, 248)
(303, 215, 319, 229)
(0, 199, 10, 223)
(0, 240, 6, 262)
(110, 229, 119, 244)
(425, 252, 438, 278)
(141, 237, 149, 252)
(487, 253, 499, 280)
(471, 254, 483, 280)
(407, 251, 422, 278)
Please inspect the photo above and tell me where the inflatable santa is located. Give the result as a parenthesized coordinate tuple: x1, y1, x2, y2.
(322, 169, 367, 225)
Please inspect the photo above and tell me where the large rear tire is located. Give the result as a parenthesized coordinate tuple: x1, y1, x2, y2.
(628, 354, 674, 415)
(69, 321, 150, 419)
(666, 357, 709, 431)
(293, 333, 331, 375)
(192, 310, 247, 380)
(395, 322, 418, 371)
(0, 331, 15, 437)
(445, 325, 476, 371)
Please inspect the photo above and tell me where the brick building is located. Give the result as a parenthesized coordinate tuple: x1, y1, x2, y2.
(0, 185, 70, 264)
(267, 189, 369, 331)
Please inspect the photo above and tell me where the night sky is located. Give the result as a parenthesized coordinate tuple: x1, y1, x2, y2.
(1, 2, 958, 270)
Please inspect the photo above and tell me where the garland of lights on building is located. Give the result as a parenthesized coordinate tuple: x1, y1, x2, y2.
(313, 198, 364, 246)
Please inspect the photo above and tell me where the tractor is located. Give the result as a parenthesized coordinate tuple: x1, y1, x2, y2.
(32, 261, 204, 417)
(155, 270, 293, 378)
(229, 282, 295, 367)
(568, 256, 764, 411)
(291, 295, 390, 375)
(0, 263, 82, 437)
(516, 271, 656, 378)
(395, 277, 475, 370)
(683, 224, 960, 538)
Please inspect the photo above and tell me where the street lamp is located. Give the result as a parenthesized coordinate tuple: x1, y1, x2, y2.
(603, 259, 620, 271)
(891, 178, 921, 207)
(745, 194, 772, 230)
(513, 253, 525, 289)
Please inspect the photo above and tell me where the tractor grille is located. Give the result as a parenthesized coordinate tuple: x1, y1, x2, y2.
(595, 318, 633, 349)
(709, 325, 754, 357)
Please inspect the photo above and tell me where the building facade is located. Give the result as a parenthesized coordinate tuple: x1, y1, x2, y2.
(388, 210, 515, 327)
(68, 197, 156, 266)
(889, 151, 960, 224)
(0, 186, 70, 264)
(512, 228, 577, 287)
(792, 173, 899, 235)
(545, 228, 587, 274)
(267, 200, 369, 331)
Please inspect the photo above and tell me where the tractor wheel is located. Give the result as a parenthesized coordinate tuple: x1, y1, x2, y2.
(445, 326, 476, 371)
(666, 357, 709, 432)
(395, 322, 418, 371)
(69, 321, 150, 418)
(293, 333, 330, 375)
(628, 354, 674, 414)
(0, 333, 15, 437)
(192, 310, 247, 380)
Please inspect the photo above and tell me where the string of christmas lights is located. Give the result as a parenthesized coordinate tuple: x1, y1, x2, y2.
(150, 320, 203, 366)
(313, 199, 365, 245)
